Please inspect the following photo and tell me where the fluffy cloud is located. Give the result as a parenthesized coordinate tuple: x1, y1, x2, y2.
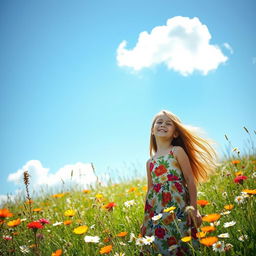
(7, 160, 100, 191)
(117, 16, 228, 76)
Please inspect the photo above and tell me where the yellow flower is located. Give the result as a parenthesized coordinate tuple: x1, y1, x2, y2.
(64, 209, 76, 217)
(196, 232, 206, 238)
(73, 225, 88, 234)
(163, 206, 176, 213)
(142, 186, 147, 191)
(7, 218, 21, 227)
(224, 204, 234, 210)
(235, 171, 243, 177)
(52, 193, 65, 198)
(95, 194, 103, 199)
(181, 236, 192, 242)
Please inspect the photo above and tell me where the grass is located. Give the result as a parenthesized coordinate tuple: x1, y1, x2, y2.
(0, 134, 256, 255)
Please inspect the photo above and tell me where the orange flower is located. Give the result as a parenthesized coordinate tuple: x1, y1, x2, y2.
(197, 200, 210, 207)
(142, 186, 147, 191)
(64, 220, 72, 225)
(202, 213, 221, 222)
(242, 189, 256, 195)
(154, 165, 168, 176)
(201, 226, 216, 233)
(128, 187, 137, 192)
(0, 209, 13, 218)
(52, 193, 65, 198)
(7, 218, 21, 227)
(103, 237, 110, 243)
(196, 232, 206, 238)
(116, 232, 128, 237)
(231, 160, 240, 165)
(83, 189, 91, 193)
(103, 202, 116, 211)
(224, 204, 234, 210)
(26, 200, 34, 204)
(199, 236, 218, 246)
(100, 245, 113, 254)
(51, 249, 62, 256)
(33, 208, 42, 212)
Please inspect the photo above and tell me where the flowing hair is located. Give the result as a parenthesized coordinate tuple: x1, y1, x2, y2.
(149, 110, 217, 185)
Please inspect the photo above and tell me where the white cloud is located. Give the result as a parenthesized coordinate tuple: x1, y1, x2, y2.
(223, 43, 234, 54)
(7, 160, 99, 189)
(117, 16, 228, 76)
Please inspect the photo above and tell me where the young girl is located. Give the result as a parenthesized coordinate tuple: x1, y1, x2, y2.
(140, 110, 217, 256)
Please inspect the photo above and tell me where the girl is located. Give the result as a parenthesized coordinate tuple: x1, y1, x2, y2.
(140, 110, 217, 256)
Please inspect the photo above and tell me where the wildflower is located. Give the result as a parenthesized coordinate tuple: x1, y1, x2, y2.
(202, 213, 221, 222)
(234, 195, 245, 204)
(39, 218, 50, 225)
(218, 233, 229, 238)
(234, 175, 248, 184)
(196, 232, 206, 238)
(19, 245, 30, 254)
(124, 200, 135, 207)
(84, 235, 100, 243)
(99, 245, 113, 254)
(0, 209, 13, 218)
(27, 221, 43, 230)
(52, 193, 65, 198)
(51, 249, 62, 256)
(7, 218, 21, 227)
(238, 234, 248, 241)
(212, 241, 225, 252)
(163, 206, 176, 213)
(222, 192, 228, 198)
(116, 232, 128, 237)
(201, 226, 216, 233)
(251, 172, 256, 178)
(33, 208, 42, 212)
(181, 236, 192, 242)
(135, 237, 145, 246)
(235, 171, 243, 176)
(3, 235, 12, 240)
(52, 221, 63, 226)
(231, 160, 240, 165)
(225, 243, 233, 251)
(197, 200, 210, 207)
(64, 209, 76, 217)
(220, 211, 231, 215)
(114, 253, 125, 256)
(224, 204, 234, 210)
(103, 202, 116, 211)
(64, 220, 72, 225)
(128, 187, 137, 192)
(242, 189, 256, 195)
(128, 232, 136, 243)
(83, 189, 91, 193)
(143, 235, 155, 245)
(199, 236, 218, 246)
(152, 213, 162, 221)
(223, 221, 236, 228)
(73, 225, 88, 234)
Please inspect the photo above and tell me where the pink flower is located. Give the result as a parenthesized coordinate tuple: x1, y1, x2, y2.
(39, 218, 50, 225)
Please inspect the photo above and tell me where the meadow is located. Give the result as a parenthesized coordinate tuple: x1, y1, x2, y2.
(1, 132, 256, 256)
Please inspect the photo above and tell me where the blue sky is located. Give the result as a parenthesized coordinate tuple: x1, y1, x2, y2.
(0, 0, 255, 201)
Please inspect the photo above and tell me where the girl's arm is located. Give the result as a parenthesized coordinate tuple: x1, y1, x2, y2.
(146, 159, 153, 192)
(174, 146, 202, 227)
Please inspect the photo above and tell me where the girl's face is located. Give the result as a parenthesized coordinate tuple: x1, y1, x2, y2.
(152, 114, 178, 139)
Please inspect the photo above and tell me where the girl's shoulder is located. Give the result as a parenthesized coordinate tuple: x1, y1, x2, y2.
(172, 146, 186, 159)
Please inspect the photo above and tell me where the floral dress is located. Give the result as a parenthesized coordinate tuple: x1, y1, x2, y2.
(141, 147, 199, 256)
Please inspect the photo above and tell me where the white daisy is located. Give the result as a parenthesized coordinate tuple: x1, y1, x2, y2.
(234, 195, 245, 204)
(143, 235, 155, 245)
(135, 237, 145, 246)
(19, 245, 30, 254)
(124, 200, 135, 207)
(223, 221, 236, 228)
(128, 232, 136, 243)
(84, 235, 100, 243)
(238, 234, 248, 241)
(212, 241, 225, 252)
(252, 172, 256, 178)
(218, 233, 229, 238)
(152, 213, 162, 221)
(222, 192, 228, 198)
(119, 242, 126, 246)
(52, 221, 63, 226)
(225, 243, 233, 251)
(221, 211, 231, 215)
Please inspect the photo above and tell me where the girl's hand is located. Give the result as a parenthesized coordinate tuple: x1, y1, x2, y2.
(187, 209, 202, 228)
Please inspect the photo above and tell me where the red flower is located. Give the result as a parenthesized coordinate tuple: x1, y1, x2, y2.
(104, 202, 116, 211)
(145, 201, 152, 213)
(155, 227, 165, 238)
(155, 165, 168, 176)
(174, 182, 183, 192)
(234, 175, 248, 184)
(167, 236, 177, 246)
(162, 192, 172, 206)
(153, 184, 161, 193)
(27, 221, 43, 230)
(167, 174, 179, 181)
(149, 162, 154, 172)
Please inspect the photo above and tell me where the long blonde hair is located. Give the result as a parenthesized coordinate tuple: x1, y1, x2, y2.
(150, 110, 217, 185)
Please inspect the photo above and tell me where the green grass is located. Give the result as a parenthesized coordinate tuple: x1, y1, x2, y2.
(1, 153, 256, 255)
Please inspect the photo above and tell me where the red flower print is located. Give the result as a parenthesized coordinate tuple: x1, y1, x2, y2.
(145, 201, 152, 213)
(149, 162, 154, 172)
(174, 182, 183, 192)
(167, 236, 177, 246)
(155, 165, 168, 176)
(149, 211, 154, 218)
(155, 227, 166, 238)
(162, 192, 172, 206)
(167, 174, 179, 181)
(153, 184, 161, 193)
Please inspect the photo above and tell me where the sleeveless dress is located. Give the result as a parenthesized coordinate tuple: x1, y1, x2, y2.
(141, 147, 199, 256)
